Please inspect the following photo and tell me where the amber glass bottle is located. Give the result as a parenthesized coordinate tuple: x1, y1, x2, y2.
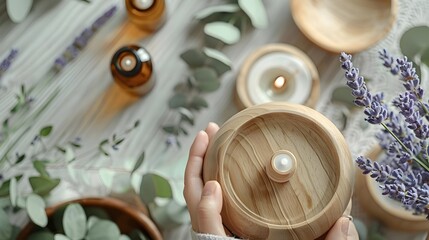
(125, 0, 166, 31)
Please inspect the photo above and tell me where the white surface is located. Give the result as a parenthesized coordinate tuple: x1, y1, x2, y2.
(0, 0, 428, 239)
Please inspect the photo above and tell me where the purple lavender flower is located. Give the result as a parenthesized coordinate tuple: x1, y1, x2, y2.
(0, 49, 19, 81)
(53, 6, 117, 72)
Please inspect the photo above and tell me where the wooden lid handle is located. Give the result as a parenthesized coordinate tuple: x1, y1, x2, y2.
(266, 150, 297, 183)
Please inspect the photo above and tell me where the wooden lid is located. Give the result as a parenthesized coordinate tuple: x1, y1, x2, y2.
(235, 44, 319, 110)
(203, 102, 354, 239)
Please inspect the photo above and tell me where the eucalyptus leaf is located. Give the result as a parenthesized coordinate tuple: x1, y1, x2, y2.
(63, 203, 87, 240)
(0, 179, 10, 197)
(190, 95, 208, 110)
(195, 4, 240, 21)
(29, 176, 60, 196)
(84, 207, 110, 220)
(331, 86, 356, 109)
(193, 67, 220, 92)
(203, 47, 232, 75)
(0, 208, 12, 240)
(99, 168, 115, 189)
(33, 160, 49, 177)
(421, 47, 429, 67)
(132, 152, 145, 174)
(204, 22, 240, 45)
(87, 216, 100, 230)
(149, 200, 190, 229)
(168, 93, 188, 109)
(180, 49, 206, 68)
(178, 107, 194, 125)
(410, 59, 422, 79)
(120, 235, 131, 240)
(162, 125, 178, 135)
(400, 26, 429, 59)
(238, 0, 267, 28)
(26, 194, 48, 227)
(128, 229, 149, 240)
(65, 146, 75, 162)
(140, 173, 173, 205)
(9, 178, 17, 207)
(28, 231, 55, 240)
(55, 234, 71, 240)
(86, 220, 120, 240)
(39, 126, 53, 137)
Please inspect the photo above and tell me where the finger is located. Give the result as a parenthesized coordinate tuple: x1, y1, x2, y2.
(184, 130, 209, 231)
(197, 181, 226, 236)
(205, 122, 219, 142)
(325, 217, 359, 240)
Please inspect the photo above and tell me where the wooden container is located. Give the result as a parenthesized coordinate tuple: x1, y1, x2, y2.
(355, 146, 429, 232)
(111, 45, 156, 96)
(235, 44, 319, 110)
(125, 0, 166, 31)
(290, 0, 398, 53)
(203, 102, 354, 239)
(17, 197, 163, 240)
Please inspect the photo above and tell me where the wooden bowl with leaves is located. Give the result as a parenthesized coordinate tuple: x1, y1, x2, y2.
(355, 146, 429, 232)
(203, 102, 354, 239)
(17, 197, 163, 240)
(290, 0, 398, 53)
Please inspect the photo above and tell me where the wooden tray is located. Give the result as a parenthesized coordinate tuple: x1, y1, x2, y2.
(203, 102, 354, 239)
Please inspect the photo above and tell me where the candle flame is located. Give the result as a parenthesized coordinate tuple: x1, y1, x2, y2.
(273, 76, 286, 89)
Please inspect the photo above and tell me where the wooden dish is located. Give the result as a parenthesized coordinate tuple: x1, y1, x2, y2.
(17, 197, 163, 240)
(355, 146, 429, 232)
(290, 0, 398, 53)
(235, 44, 319, 110)
(203, 102, 354, 239)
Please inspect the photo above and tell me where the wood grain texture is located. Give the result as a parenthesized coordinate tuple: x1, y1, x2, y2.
(290, 0, 398, 53)
(203, 102, 354, 239)
(355, 146, 429, 232)
(235, 44, 320, 110)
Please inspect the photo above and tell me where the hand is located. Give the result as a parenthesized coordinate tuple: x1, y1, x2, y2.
(184, 122, 359, 239)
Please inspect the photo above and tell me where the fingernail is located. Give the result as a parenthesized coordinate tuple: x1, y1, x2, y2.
(341, 218, 351, 237)
(202, 181, 216, 196)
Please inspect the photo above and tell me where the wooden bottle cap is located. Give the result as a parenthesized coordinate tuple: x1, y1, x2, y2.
(203, 102, 354, 239)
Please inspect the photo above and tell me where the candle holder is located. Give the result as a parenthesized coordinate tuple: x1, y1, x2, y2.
(125, 0, 166, 31)
(203, 102, 354, 239)
(110, 45, 155, 96)
(235, 44, 319, 110)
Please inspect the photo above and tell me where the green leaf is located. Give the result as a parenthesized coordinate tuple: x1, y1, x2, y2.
(162, 125, 178, 135)
(190, 96, 209, 110)
(140, 173, 173, 205)
(148, 200, 190, 229)
(63, 203, 87, 240)
(28, 231, 55, 240)
(99, 169, 115, 189)
(134, 120, 140, 128)
(238, 0, 267, 28)
(180, 49, 206, 68)
(178, 108, 194, 125)
(84, 207, 110, 221)
(39, 126, 53, 137)
(86, 220, 120, 240)
(421, 47, 429, 67)
(204, 22, 240, 45)
(54, 234, 71, 240)
(33, 160, 49, 177)
(132, 152, 145, 174)
(120, 235, 131, 240)
(193, 67, 220, 92)
(195, 4, 240, 21)
(26, 194, 48, 227)
(168, 93, 188, 109)
(98, 139, 110, 157)
(86, 216, 100, 230)
(400, 26, 429, 59)
(179, 127, 188, 136)
(16, 153, 26, 164)
(9, 178, 17, 207)
(331, 86, 356, 109)
(29, 176, 60, 196)
(0, 180, 10, 197)
(0, 208, 12, 240)
(203, 48, 232, 76)
(128, 229, 149, 240)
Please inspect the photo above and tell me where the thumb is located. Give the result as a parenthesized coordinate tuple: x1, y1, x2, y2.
(197, 181, 226, 236)
(325, 217, 359, 240)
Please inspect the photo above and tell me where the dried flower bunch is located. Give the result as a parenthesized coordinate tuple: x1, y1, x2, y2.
(339, 50, 429, 219)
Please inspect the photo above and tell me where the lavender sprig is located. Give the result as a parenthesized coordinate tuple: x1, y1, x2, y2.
(0, 49, 19, 84)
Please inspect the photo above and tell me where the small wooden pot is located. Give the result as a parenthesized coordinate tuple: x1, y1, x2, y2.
(203, 102, 354, 239)
(17, 197, 163, 240)
(355, 146, 429, 232)
(290, 0, 398, 53)
(235, 44, 319, 110)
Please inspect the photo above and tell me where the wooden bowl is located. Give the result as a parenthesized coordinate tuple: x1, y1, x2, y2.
(203, 102, 354, 239)
(17, 197, 163, 240)
(290, 0, 398, 53)
(235, 44, 319, 110)
(355, 146, 429, 232)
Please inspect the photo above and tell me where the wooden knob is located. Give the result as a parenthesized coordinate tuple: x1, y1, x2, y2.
(203, 102, 354, 240)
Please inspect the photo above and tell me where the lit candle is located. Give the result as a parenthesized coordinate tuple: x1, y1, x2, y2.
(110, 45, 155, 96)
(235, 44, 319, 109)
